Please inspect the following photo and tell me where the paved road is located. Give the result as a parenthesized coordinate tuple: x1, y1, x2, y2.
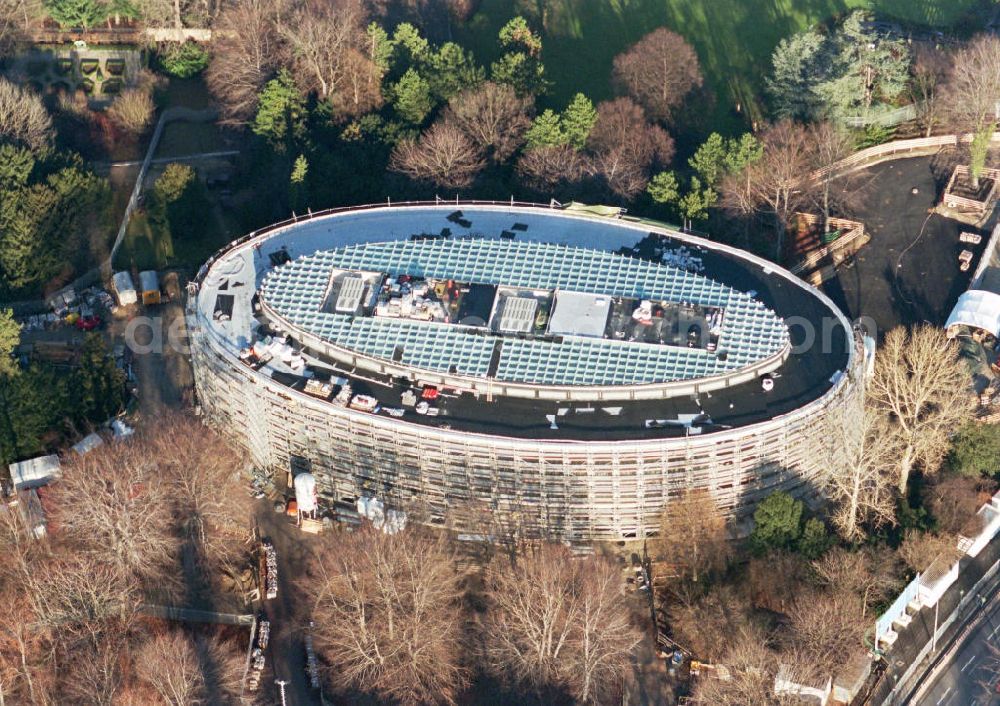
(916, 594, 1000, 706)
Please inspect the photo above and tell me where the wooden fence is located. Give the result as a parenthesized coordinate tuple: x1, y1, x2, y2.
(943, 165, 1000, 212)
(814, 132, 1000, 179)
(789, 216, 867, 276)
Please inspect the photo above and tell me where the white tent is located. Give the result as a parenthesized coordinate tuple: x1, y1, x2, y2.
(294, 473, 317, 514)
(945, 289, 1000, 338)
(112, 271, 137, 306)
(8, 455, 61, 490)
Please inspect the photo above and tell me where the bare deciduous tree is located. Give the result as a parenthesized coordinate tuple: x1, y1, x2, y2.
(925, 475, 992, 535)
(445, 81, 532, 162)
(151, 416, 253, 583)
(304, 526, 467, 705)
(941, 34, 1000, 187)
(0, 77, 52, 150)
(898, 529, 961, 573)
(136, 631, 202, 706)
(136, 629, 242, 706)
(0, 0, 36, 58)
(690, 624, 812, 705)
(720, 119, 814, 259)
(588, 97, 674, 199)
(612, 28, 702, 123)
(108, 88, 155, 134)
(205, 0, 286, 125)
(868, 324, 976, 494)
(482, 543, 640, 704)
(61, 641, 125, 706)
(910, 44, 951, 138)
(656, 488, 731, 583)
(390, 119, 485, 189)
(46, 438, 179, 586)
(825, 403, 897, 541)
(746, 552, 806, 614)
(786, 588, 867, 672)
(29, 554, 138, 648)
(811, 546, 900, 621)
(516, 144, 590, 193)
(808, 120, 867, 223)
(669, 584, 751, 662)
(280, 0, 382, 120)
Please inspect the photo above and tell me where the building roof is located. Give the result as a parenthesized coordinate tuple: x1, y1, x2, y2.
(194, 205, 853, 440)
(260, 238, 789, 387)
(8, 455, 60, 490)
(547, 291, 611, 338)
(946, 289, 1000, 337)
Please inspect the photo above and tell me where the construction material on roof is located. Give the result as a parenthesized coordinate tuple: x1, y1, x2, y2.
(8, 455, 61, 490)
(562, 202, 623, 218)
(335, 275, 366, 313)
(112, 271, 137, 306)
(261, 238, 788, 386)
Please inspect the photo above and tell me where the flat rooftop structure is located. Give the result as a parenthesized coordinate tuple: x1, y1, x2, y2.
(258, 238, 790, 390)
(547, 291, 611, 338)
(193, 205, 852, 441)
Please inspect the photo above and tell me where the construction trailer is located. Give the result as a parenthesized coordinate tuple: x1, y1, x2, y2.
(112, 271, 138, 306)
(138, 270, 160, 306)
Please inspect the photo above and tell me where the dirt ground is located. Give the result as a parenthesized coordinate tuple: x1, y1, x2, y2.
(109, 272, 193, 419)
(822, 150, 994, 337)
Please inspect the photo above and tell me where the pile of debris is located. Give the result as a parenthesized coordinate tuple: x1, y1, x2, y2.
(305, 621, 321, 689)
(246, 616, 270, 692)
(261, 540, 278, 600)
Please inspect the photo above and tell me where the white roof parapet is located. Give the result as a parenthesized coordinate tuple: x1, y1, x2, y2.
(945, 289, 1000, 337)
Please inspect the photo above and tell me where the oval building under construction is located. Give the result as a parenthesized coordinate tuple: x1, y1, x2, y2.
(187, 203, 863, 541)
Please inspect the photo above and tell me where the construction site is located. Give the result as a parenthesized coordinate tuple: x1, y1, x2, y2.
(187, 203, 863, 541)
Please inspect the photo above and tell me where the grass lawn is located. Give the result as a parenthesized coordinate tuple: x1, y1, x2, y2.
(455, 0, 986, 135)
(117, 212, 172, 272)
(115, 197, 239, 273)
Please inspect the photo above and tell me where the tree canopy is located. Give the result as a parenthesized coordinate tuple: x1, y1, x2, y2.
(749, 491, 804, 555)
(160, 41, 210, 78)
(0, 308, 20, 378)
(0, 148, 109, 294)
(767, 11, 911, 121)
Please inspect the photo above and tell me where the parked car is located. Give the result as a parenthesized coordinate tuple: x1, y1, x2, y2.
(75, 315, 101, 331)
